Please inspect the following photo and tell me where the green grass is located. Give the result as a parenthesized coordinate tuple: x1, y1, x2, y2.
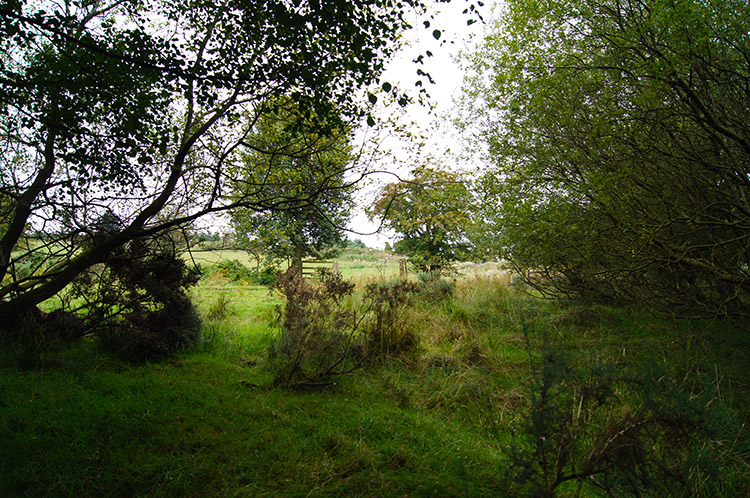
(185, 247, 405, 280)
(1, 261, 749, 497)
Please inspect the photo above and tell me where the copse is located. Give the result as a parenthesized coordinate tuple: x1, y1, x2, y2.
(461, 0, 750, 319)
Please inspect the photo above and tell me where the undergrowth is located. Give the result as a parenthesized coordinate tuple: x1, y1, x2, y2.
(1, 269, 747, 497)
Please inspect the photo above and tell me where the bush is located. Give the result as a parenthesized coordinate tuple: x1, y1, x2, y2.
(267, 271, 431, 387)
(363, 279, 420, 358)
(501, 323, 732, 497)
(267, 268, 359, 387)
(416, 271, 455, 303)
(254, 264, 277, 286)
(76, 239, 202, 362)
(203, 260, 277, 286)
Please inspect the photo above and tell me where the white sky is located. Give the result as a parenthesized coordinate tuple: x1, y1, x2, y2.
(347, 0, 486, 249)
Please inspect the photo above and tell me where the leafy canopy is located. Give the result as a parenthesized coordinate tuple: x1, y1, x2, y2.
(461, 0, 750, 318)
(230, 100, 354, 267)
(368, 165, 473, 272)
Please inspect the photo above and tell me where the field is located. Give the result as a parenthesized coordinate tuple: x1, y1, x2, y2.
(1, 250, 749, 497)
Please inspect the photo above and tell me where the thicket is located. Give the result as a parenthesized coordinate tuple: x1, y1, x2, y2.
(201, 260, 277, 286)
(70, 238, 203, 362)
(266, 269, 427, 387)
(463, 0, 750, 320)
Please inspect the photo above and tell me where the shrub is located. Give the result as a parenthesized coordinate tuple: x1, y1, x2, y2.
(501, 323, 731, 497)
(363, 279, 420, 357)
(267, 268, 359, 387)
(254, 264, 277, 286)
(206, 259, 255, 282)
(203, 260, 277, 286)
(77, 239, 202, 362)
(416, 271, 454, 303)
(267, 271, 429, 387)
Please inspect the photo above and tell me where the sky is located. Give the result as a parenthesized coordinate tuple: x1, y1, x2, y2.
(347, 1, 487, 249)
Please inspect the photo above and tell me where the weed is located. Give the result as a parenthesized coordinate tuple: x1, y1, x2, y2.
(363, 279, 421, 358)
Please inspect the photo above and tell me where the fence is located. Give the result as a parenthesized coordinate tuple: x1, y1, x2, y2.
(300, 260, 339, 279)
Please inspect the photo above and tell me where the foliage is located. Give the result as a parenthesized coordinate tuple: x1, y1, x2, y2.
(73, 237, 202, 362)
(268, 268, 360, 387)
(368, 165, 474, 273)
(203, 259, 277, 286)
(503, 325, 727, 497)
(230, 100, 354, 269)
(461, 0, 750, 319)
(0, 0, 472, 326)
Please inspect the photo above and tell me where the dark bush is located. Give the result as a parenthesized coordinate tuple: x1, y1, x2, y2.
(76, 239, 202, 362)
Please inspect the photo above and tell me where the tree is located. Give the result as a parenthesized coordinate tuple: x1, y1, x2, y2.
(230, 101, 353, 271)
(368, 165, 473, 272)
(0, 0, 479, 326)
(461, 0, 750, 319)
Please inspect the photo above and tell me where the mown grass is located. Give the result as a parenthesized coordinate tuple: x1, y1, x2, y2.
(1, 257, 748, 497)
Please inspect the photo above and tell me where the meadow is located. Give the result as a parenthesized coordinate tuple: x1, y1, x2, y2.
(1, 249, 748, 497)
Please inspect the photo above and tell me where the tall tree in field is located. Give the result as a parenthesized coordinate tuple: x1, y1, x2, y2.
(461, 0, 750, 319)
(0, 0, 482, 326)
(230, 101, 353, 271)
(368, 165, 473, 272)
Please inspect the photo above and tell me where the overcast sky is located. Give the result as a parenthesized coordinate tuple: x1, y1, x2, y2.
(348, 1, 486, 249)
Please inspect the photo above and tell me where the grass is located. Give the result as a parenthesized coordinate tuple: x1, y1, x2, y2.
(1, 257, 749, 497)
